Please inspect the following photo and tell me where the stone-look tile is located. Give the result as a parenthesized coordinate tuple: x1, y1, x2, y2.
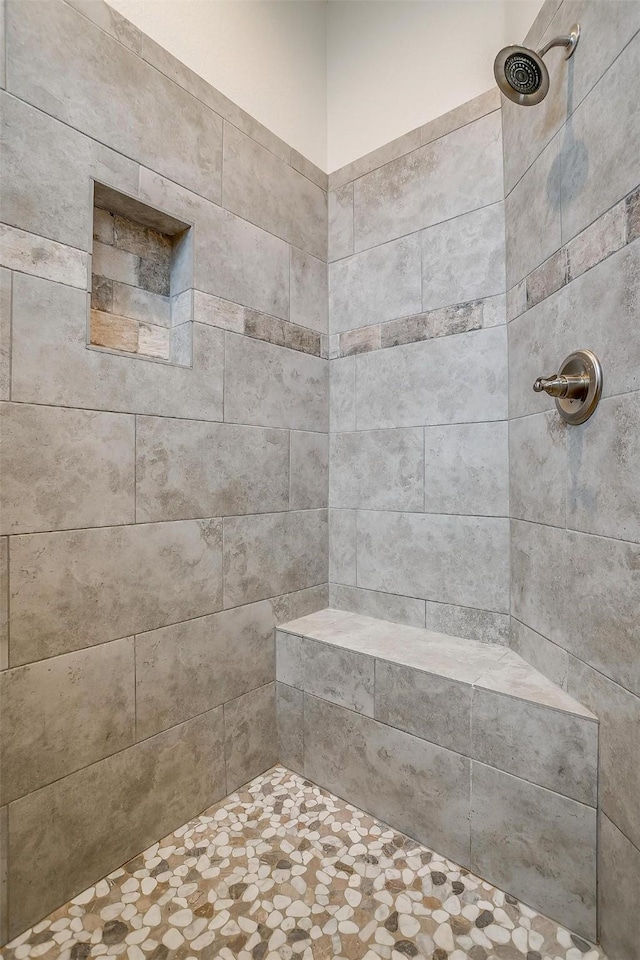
(276, 681, 304, 773)
(305, 695, 472, 867)
(0, 804, 6, 949)
(243, 307, 287, 348)
(90, 274, 113, 313)
(224, 333, 328, 432)
(0, 639, 135, 804)
(169, 320, 192, 366)
(509, 411, 566, 527)
(6, 0, 222, 204)
(567, 391, 640, 542)
(290, 247, 327, 335)
(12, 275, 224, 420)
(505, 134, 561, 288)
(424, 602, 510, 646)
(421, 87, 501, 142)
(329, 583, 426, 629)
(628, 184, 640, 243)
(111, 281, 170, 327)
(7, 708, 225, 940)
(330, 428, 424, 511)
(135, 416, 289, 522)
(376, 661, 471, 755)
(329, 509, 356, 586)
(0, 538, 7, 671)
(380, 301, 485, 349)
(290, 431, 329, 510)
(506, 279, 526, 322)
(192, 290, 244, 332)
(424, 421, 508, 517)
(599, 813, 640, 960)
(89, 308, 139, 353)
(223, 124, 326, 261)
(135, 599, 277, 741)
(329, 234, 421, 333)
(526, 247, 567, 309)
(356, 326, 508, 429)
(353, 111, 503, 250)
(0, 268, 10, 401)
(567, 200, 626, 282)
(510, 618, 569, 691)
(0, 91, 139, 252)
(0, 402, 135, 534)
(330, 355, 355, 432)
(567, 657, 640, 850)
(10, 519, 223, 666)
(561, 32, 640, 243)
(223, 510, 328, 608)
(92, 207, 114, 245)
(421, 203, 505, 311)
(328, 183, 354, 261)
(138, 321, 170, 359)
(0, 223, 88, 289)
(224, 682, 277, 792)
(471, 688, 598, 806)
(328, 127, 421, 192)
(508, 242, 640, 419)
(357, 511, 510, 613)
(471, 763, 597, 939)
(277, 631, 374, 716)
(511, 519, 640, 698)
(284, 318, 322, 356)
(290, 148, 328, 191)
(284, 583, 329, 622)
(339, 325, 381, 356)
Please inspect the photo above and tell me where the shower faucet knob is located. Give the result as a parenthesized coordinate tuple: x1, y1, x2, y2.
(532, 349, 603, 425)
(533, 373, 589, 400)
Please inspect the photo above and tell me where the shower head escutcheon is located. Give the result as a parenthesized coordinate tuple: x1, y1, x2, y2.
(494, 23, 580, 106)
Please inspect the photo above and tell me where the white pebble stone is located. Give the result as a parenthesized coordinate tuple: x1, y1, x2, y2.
(434, 923, 455, 952)
(127, 946, 145, 960)
(121, 905, 137, 922)
(374, 903, 390, 922)
(169, 909, 192, 927)
(529, 930, 544, 950)
(287, 901, 310, 918)
(266, 910, 283, 928)
(143, 905, 161, 927)
(432, 910, 449, 924)
(184, 918, 207, 941)
(162, 929, 184, 950)
(95, 880, 111, 899)
(121, 879, 138, 894)
(512, 926, 529, 951)
(442, 895, 461, 915)
(322, 918, 337, 935)
(191, 931, 216, 951)
(140, 878, 157, 897)
(125, 928, 149, 945)
(335, 905, 353, 922)
(345, 888, 361, 908)
(70, 918, 84, 932)
(398, 915, 420, 938)
(338, 921, 359, 935)
(486, 924, 511, 944)
(72, 887, 95, 905)
(210, 910, 230, 930)
(269, 929, 287, 950)
(101, 904, 124, 922)
(374, 927, 395, 946)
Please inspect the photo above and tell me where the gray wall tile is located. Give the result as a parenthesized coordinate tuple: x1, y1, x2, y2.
(136, 416, 290, 522)
(135, 599, 277, 741)
(224, 333, 328, 432)
(329, 509, 356, 586)
(0, 638, 135, 803)
(421, 203, 505, 311)
(0, 538, 7, 671)
(276, 630, 374, 716)
(329, 583, 425, 629)
(330, 356, 355, 432)
(328, 184, 354, 262)
(329, 234, 421, 333)
(424, 421, 508, 517)
(10, 519, 223, 665)
(330, 428, 424, 511)
(0, 223, 88, 289)
(290, 431, 329, 510)
(285, 583, 329, 622)
(424, 602, 510, 646)
(224, 682, 277, 792)
(0, 268, 10, 401)
(598, 813, 640, 960)
(0, 402, 135, 534)
(329, 128, 421, 192)
(509, 411, 566, 527)
(7, 708, 225, 939)
(290, 247, 327, 335)
(276, 681, 304, 773)
(509, 618, 569, 691)
(223, 509, 328, 608)
(304, 695, 471, 868)
(357, 511, 510, 613)
(470, 762, 597, 939)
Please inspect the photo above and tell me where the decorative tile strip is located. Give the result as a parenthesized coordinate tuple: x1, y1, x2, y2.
(509, 185, 638, 321)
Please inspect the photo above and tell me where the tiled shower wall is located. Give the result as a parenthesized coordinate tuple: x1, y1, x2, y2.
(504, 2, 640, 957)
(0, 0, 328, 942)
(327, 89, 510, 645)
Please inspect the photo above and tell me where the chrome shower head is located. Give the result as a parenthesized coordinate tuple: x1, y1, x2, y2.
(494, 23, 580, 106)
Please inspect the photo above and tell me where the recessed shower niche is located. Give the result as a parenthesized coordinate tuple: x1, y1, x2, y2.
(89, 183, 194, 365)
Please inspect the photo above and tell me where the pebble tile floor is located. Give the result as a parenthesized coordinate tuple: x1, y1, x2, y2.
(3, 766, 608, 960)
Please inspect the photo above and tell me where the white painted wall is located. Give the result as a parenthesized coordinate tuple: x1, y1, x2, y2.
(106, 0, 543, 173)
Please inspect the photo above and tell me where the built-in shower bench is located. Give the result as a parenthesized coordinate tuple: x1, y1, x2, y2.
(275, 608, 599, 941)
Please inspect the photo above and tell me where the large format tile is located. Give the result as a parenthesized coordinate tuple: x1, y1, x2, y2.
(330, 428, 424, 511)
(329, 583, 426, 629)
(353, 111, 502, 250)
(224, 333, 328, 432)
(329, 234, 421, 333)
(0, 638, 134, 804)
(290, 431, 329, 510)
(223, 510, 328, 608)
(0, 268, 10, 401)
(328, 184, 354, 262)
(329, 509, 356, 586)
(135, 599, 277, 740)
(0, 402, 135, 534)
(11, 274, 224, 420)
(598, 813, 640, 960)
(290, 247, 327, 335)
(0, 223, 88, 288)
(7, 708, 226, 939)
(357, 511, 509, 613)
(567, 391, 640, 542)
(509, 411, 566, 527)
(223, 124, 326, 261)
(224, 682, 277, 792)
(471, 688, 597, 805)
(6, 0, 222, 203)
(135, 416, 289, 522)
(470, 762, 597, 939)
(355, 326, 507, 429)
(277, 630, 374, 716)
(0, 538, 7, 671)
(276, 682, 304, 773)
(329, 355, 355, 432)
(9, 519, 223, 665)
(304, 695, 471, 867)
(424, 601, 509, 646)
(424, 421, 508, 517)
(421, 203, 505, 311)
(509, 618, 570, 691)
(511, 519, 640, 697)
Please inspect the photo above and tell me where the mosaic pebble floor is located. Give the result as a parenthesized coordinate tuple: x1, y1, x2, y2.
(3, 766, 608, 960)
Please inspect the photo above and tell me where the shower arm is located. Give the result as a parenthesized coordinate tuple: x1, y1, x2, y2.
(537, 25, 581, 60)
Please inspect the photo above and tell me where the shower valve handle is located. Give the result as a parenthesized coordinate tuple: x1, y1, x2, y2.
(533, 372, 590, 400)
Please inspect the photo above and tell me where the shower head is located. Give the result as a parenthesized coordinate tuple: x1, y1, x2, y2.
(494, 23, 580, 106)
